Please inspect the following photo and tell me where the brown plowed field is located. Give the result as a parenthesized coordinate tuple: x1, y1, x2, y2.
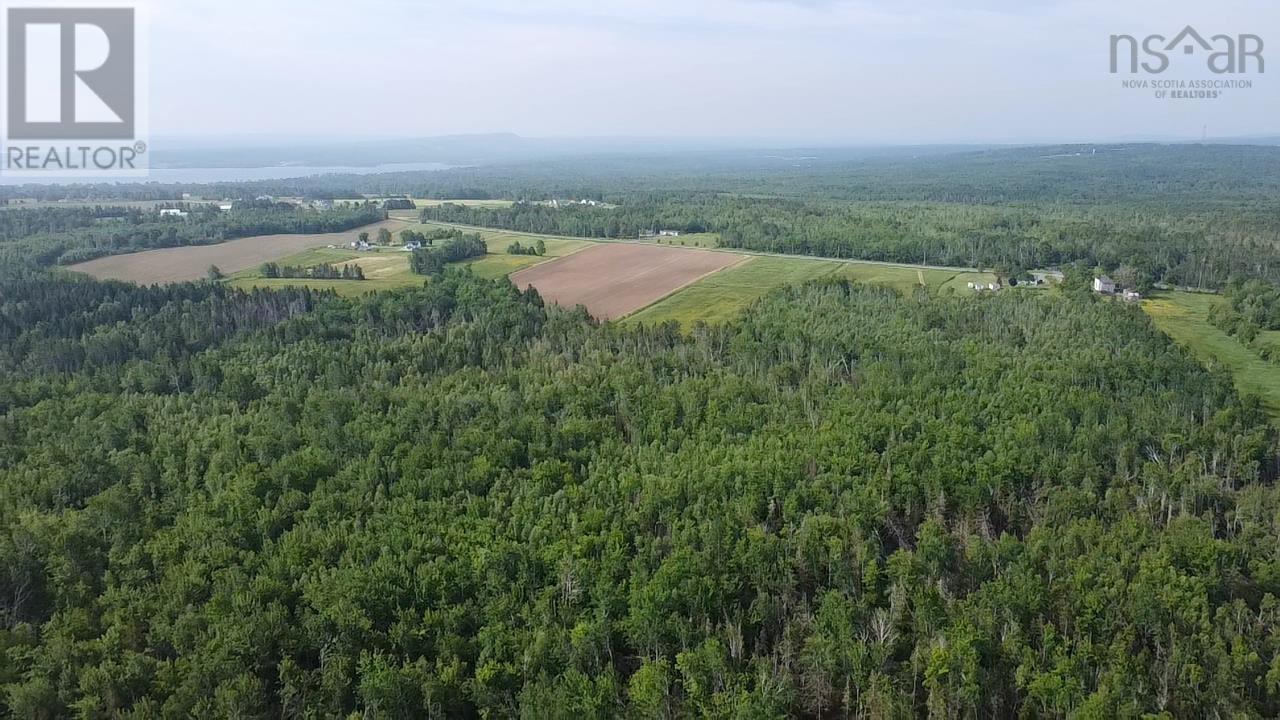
(509, 243, 745, 320)
(67, 221, 400, 284)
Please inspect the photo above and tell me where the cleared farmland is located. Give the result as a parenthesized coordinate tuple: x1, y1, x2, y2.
(226, 247, 422, 297)
(628, 256, 997, 328)
(509, 244, 745, 320)
(67, 221, 401, 284)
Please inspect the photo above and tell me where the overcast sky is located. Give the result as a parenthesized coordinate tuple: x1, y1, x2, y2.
(149, 0, 1279, 144)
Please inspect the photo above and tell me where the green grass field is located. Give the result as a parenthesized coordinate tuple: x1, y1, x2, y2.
(463, 238, 590, 279)
(625, 257, 839, 327)
(226, 247, 422, 297)
(626, 256, 996, 328)
(424, 224, 592, 280)
(836, 264, 994, 295)
(1143, 291, 1280, 419)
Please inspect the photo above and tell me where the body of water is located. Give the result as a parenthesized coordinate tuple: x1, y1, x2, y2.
(0, 162, 453, 186)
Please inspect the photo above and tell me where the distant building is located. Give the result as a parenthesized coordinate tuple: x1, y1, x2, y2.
(159, 208, 187, 218)
(1093, 276, 1116, 294)
(659, 230, 682, 237)
(1123, 290, 1142, 302)
(218, 203, 233, 212)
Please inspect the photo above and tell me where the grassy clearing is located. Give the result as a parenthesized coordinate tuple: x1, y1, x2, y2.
(433, 226, 591, 280)
(625, 257, 840, 327)
(227, 247, 421, 297)
(464, 237, 590, 279)
(626, 256, 997, 328)
(1143, 291, 1280, 419)
(462, 254, 546, 280)
(834, 264, 994, 295)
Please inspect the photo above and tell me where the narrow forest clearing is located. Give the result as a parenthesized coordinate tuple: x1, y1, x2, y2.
(1144, 291, 1280, 420)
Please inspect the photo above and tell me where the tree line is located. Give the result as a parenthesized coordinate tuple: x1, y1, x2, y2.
(261, 262, 366, 281)
(409, 234, 487, 275)
(506, 239, 546, 256)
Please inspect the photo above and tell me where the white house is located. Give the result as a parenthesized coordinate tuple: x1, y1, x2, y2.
(218, 203, 233, 212)
(659, 230, 682, 237)
(1093, 276, 1116, 294)
(159, 208, 188, 218)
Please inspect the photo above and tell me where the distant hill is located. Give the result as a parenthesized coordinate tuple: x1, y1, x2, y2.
(149, 134, 1003, 170)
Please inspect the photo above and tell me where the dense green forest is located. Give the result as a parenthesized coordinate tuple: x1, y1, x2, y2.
(3, 255, 1280, 716)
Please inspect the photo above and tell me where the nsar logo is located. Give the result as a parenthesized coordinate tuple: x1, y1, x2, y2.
(1110, 26, 1264, 75)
